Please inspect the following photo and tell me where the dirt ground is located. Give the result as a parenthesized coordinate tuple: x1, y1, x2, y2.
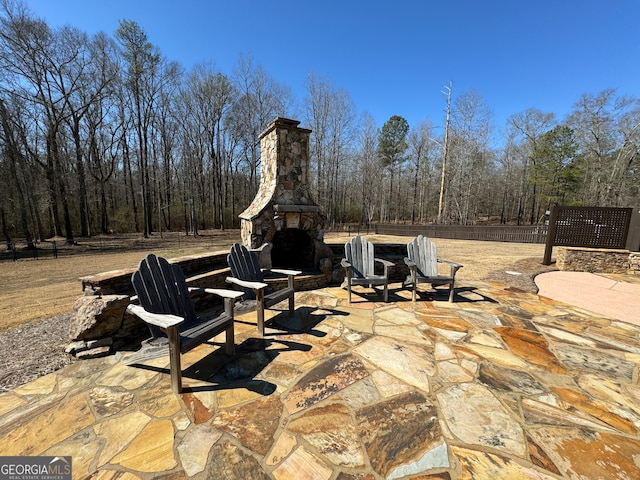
(0, 230, 556, 391)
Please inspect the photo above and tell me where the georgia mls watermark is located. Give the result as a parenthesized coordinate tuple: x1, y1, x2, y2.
(0, 457, 71, 480)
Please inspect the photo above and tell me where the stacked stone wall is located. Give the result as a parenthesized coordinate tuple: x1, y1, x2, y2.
(556, 247, 630, 274)
(629, 252, 640, 276)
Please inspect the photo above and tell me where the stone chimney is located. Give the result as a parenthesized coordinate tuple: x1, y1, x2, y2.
(239, 118, 331, 271)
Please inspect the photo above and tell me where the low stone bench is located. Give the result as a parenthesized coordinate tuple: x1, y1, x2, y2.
(69, 244, 410, 359)
(79, 251, 232, 296)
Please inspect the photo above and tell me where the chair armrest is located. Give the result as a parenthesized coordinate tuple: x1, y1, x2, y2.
(404, 257, 417, 278)
(225, 276, 268, 291)
(375, 258, 394, 268)
(341, 259, 352, 269)
(438, 259, 463, 276)
(403, 257, 417, 268)
(126, 304, 184, 329)
(375, 257, 393, 277)
(270, 268, 302, 276)
(188, 287, 244, 299)
(438, 259, 462, 267)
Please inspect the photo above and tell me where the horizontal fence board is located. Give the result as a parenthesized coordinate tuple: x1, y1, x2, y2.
(332, 224, 549, 244)
(0, 241, 59, 261)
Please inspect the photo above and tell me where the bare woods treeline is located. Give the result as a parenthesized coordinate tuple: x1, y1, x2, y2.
(1, 1, 639, 246)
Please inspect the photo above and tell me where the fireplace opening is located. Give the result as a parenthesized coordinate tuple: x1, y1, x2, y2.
(271, 228, 315, 271)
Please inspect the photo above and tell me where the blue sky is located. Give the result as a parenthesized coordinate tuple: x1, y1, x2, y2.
(23, 0, 640, 141)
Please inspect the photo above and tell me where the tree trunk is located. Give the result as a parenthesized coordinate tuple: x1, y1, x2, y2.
(45, 133, 63, 238)
(49, 132, 75, 244)
(0, 204, 10, 249)
(122, 138, 140, 232)
(0, 99, 34, 248)
(71, 118, 90, 236)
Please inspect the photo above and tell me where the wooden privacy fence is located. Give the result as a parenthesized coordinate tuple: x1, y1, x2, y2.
(373, 224, 548, 244)
(543, 206, 633, 265)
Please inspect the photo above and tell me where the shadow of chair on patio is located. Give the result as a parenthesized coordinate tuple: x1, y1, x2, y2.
(368, 283, 500, 305)
(124, 306, 351, 394)
(123, 336, 310, 395)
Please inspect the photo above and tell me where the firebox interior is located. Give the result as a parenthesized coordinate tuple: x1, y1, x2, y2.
(270, 228, 315, 271)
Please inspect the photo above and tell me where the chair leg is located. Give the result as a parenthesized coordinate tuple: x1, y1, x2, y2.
(288, 275, 295, 316)
(224, 298, 235, 355)
(383, 283, 388, 302)
(346, 275, 352, 304)
(448, 280, 455, 303)
(225, 325, 235, 355)
(256, 289, 265, 336)
(410, 270, 417, 302)
(288, 294, 295, 316)
(167, 326, 182, 394)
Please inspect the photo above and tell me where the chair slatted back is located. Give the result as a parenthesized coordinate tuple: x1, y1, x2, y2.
(227, 243, 264, 300)
(407, 235, 438, 277)
(131, 253, 198, 337)
(345, 235, 376, 278)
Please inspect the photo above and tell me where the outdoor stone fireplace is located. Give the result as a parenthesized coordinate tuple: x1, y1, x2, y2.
(239, 117, 333, 273)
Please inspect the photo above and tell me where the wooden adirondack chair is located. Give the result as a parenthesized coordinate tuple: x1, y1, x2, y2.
(126, 253, 242, 393)
(226, 243, 301, 336)
(341, 235, 394, 304)
(404, 235, 463, 302)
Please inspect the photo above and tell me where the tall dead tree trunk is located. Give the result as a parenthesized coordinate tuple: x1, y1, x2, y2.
(437, 81, 452, 224)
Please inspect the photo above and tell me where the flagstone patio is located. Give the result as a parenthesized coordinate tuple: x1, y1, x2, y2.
(2, 280, 640, 479)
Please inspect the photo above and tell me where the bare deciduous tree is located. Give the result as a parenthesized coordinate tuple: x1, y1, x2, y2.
(567, 89, 640, 207)
(304, 72, 356, 224)
(446, 90, 494, 224)
(407, 121, 437, 223)
(1, 1, 639, 243)
(506, 108, 556, 224)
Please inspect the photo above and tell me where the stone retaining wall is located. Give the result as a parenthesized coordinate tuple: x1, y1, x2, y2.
(556, 247, 630, 274)
(630, 252, 640, 275)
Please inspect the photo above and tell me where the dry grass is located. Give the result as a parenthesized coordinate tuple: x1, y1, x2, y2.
(0, 230, 552, 333)
(0, 230, 241, 332)
(329, 233, 550, 282)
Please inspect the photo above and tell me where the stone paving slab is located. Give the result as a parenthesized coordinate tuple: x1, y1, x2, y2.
(1, 280, 640, 479)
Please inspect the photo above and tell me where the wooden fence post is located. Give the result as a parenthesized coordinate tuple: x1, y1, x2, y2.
(543, 206, 559, 265)
(627, 208, 640, 252)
